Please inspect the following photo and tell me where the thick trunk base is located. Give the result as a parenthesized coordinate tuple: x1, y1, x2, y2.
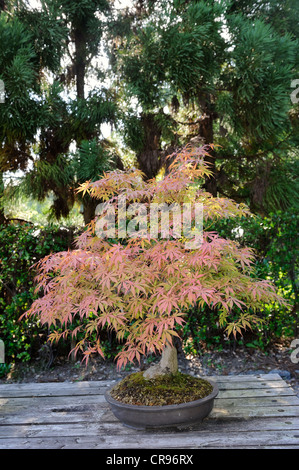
(143, 345, 178, 379)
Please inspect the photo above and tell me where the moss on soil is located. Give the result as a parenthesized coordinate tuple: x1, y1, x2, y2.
(109, 371, 213, 406)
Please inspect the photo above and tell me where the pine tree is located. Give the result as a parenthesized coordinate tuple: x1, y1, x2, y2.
(111, 0, 298, 211)
(0, 3, 42, 223)
(1, 0, 120, 223)
(2, 1, 298, 220)
(21, 0, 121, 223)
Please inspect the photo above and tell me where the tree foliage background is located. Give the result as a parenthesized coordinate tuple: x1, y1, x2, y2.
(0, 0, 298, 368)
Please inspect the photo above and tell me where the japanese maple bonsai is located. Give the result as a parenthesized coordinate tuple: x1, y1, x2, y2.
(24, 144, 284, 428)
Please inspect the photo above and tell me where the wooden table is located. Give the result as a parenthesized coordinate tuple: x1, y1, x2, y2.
(0, 373, 299, 449)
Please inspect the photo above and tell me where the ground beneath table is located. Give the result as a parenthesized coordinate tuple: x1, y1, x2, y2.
(2, 345, 298, 397)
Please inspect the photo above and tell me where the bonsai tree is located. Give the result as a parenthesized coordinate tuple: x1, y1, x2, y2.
(24, 145, 285, 376)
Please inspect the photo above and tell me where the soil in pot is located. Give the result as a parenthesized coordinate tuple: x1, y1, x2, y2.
(109, 371, 213, 406)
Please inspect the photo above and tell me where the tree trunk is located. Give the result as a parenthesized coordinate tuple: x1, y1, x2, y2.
(197, 94, 217, 196)
(83, 197, 99, 225)
(74, 21, 98, 225)
(0, 208, 5, 225)
(199, 114, 217, 197)
(74, 24, 87, 101)
(143, 344, 178, 379)
(0, 172, 5, 225)
(137, 113, 162, 180)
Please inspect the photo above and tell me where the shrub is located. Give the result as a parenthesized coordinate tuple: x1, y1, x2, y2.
(0, 223, 75, 364)
(182, 209, 298, 352)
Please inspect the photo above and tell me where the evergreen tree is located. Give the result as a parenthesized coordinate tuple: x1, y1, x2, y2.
(111, 0, 298, 212)
(0, 2, 42, 223)
(1, 0, 298, 220)
(1, 0, 120, 224)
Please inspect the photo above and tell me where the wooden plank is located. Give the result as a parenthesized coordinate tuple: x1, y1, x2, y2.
(0, 380, 115, 398)
(0, 422, 137, 439)
(0, 374, 285, 397)
(216, 395, 299, 407)
(0, 391, 297, 417)
(1, 417, 299, 439)
(0, 385, 294, 405)
(0, 386, 295, 411)
(1, 428, 299, 449)
(1, 401, 298, 426)
(210, 405, 299, 419)
(0, 394, 107, 408)
(215, 380, 292, 390)
(218, 387, 295, 398)
(208, 373, 283, 381)
(0, 404, 107, 425)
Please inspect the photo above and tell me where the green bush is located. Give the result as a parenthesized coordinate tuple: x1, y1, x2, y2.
(181, 209, 298, 353)
(0, 223, 75, 366)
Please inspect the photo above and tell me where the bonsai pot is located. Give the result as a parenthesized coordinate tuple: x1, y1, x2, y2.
(104, 378, 219, 430)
